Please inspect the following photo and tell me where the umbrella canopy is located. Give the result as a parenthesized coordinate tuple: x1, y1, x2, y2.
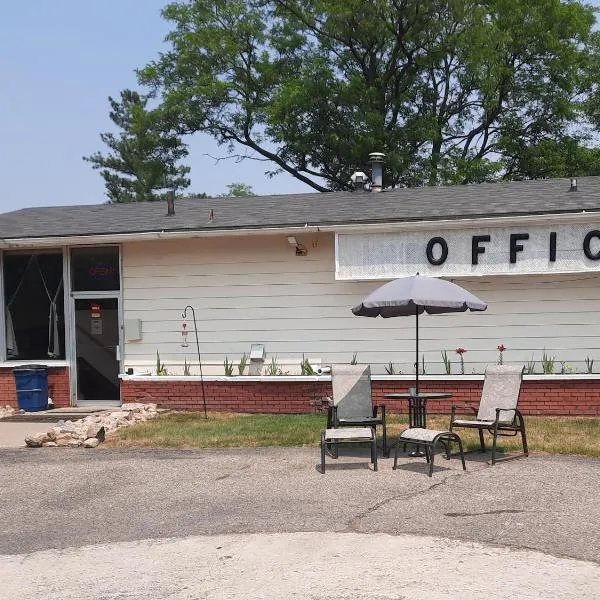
(352, 275, 487, 317)
(352, 274, 488, 392)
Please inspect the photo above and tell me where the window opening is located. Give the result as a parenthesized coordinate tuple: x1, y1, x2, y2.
(3, 252, 65, 360)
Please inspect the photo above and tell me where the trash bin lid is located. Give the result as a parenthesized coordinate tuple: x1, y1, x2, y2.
(12, 364, 48, 372)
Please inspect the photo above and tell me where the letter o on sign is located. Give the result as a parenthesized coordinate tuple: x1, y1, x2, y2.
(583, 230, 600, 260)
(426, 237, 448, 266)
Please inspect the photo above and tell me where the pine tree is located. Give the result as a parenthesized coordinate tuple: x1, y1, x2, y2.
(84, 90, 190, 202)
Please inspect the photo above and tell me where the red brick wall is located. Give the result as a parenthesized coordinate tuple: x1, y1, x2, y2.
(122, 377, 600, 416)
(0, 367, 70, 409)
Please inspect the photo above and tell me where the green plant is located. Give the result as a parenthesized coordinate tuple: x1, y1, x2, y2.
(224, 356, 234, 376)
(385, 362, 395, 375)
(156, 350, 168, 376)
(264, 355, 284, 376)
(524, 356, 536, 375)
(238, 353, 249, 375)
(541, 350, 555, 374)
(350, 352, 358, 365)
(585, 356, 594, 374)
(183, 359, 191, 376)
(300, 354, 316, 375)
(441, 350, 451, 375)
(421, 354, 426, 375)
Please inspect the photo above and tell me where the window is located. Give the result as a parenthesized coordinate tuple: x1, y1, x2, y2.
(3, 252, 65, 360)
(71, 247, 120, 291)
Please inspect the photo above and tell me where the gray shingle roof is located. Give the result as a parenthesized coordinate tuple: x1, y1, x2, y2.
(1, 177, 600, 240)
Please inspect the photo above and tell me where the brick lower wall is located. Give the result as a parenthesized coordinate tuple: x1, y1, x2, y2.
(122, 377, 600, 416)
(0, 366, 70, 409)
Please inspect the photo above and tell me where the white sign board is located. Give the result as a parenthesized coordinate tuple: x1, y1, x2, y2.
(336, 224, 600, 280)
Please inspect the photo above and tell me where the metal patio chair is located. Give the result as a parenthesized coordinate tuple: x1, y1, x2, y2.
(326, 364, 387, 456)
(449, 364, 528, 465)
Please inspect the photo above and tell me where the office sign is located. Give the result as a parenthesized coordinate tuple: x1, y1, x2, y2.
(336, 224, 600, 280)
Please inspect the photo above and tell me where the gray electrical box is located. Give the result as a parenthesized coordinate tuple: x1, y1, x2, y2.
(250, 343, 266, 361)
(124, 319, 142, 341)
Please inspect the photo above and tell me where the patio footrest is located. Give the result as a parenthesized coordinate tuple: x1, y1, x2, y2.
(320, 427, 377, 473)
(393, 428, 466, 477)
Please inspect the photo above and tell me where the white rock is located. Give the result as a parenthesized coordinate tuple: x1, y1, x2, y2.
(42, 441, 58, 447)
(25, 432, 50, 447)
(86, 424, 106, 441)
(83, 438, 100, 448)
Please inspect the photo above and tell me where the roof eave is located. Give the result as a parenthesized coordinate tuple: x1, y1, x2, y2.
(0, 208, 597, 249)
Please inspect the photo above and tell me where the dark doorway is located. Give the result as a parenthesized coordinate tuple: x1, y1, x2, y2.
(74, 298, 120, 403)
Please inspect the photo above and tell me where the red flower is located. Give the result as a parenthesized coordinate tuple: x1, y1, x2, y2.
(455, 347, 467, 355)
(498, 344, 506, 353)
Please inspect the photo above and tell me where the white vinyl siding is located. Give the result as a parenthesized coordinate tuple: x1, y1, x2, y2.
(122, 235, 600, 375)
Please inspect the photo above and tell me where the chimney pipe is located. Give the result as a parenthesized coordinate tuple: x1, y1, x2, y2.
(166, 190, 175, 215)
(369, 152, 385, 192)
(569, 177, 578, 192)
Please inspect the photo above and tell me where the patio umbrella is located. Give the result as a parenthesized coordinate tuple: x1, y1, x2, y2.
(351, 274, 487, 393)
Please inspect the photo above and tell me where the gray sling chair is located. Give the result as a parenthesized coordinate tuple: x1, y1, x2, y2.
(449, 364, 528, 465)
(326, 364, 387, 456)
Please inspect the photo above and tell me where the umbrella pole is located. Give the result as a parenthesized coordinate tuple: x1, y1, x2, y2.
(415, 306, 419, 395)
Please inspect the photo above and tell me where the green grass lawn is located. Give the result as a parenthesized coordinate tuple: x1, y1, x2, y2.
(104, 411, 600, 456)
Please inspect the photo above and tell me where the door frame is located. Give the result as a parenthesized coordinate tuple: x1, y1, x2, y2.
(69, 291, 123, 405)
(66, 244, 124, 406)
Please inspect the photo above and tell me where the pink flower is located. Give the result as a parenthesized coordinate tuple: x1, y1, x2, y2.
(455, 347, 467, 355)
(498, 344, 506, 353)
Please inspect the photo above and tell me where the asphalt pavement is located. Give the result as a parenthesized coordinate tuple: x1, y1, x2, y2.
(0, 447, 598, 599)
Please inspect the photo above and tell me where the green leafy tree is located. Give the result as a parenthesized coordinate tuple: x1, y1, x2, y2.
(84, 89, 191, 202)
(138, 0, 600, 190)
(220, 182, 256, 197)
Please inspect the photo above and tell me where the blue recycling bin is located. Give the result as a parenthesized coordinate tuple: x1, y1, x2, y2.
(13, 365, 49, 412)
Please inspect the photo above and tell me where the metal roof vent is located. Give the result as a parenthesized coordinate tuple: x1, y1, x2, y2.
(350, 170, 369, 192)
(569, 177, 578, 192)
(368, 152, 385, 192)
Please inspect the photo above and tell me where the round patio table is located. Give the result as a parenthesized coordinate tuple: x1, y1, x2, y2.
(384, 391, 452, 456)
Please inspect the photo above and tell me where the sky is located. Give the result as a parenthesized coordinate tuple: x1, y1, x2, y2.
(1, 1, 599, 212)
(0, 0, 312, 212)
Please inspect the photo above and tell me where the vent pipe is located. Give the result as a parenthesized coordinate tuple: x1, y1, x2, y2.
(166, 190, 175, 216)
(569, 177, 578, 192)
(350, 170, 368, 192)
(369, 152, 385, 192)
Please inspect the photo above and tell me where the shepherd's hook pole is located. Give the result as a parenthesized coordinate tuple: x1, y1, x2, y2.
(182, 305, 207, 419)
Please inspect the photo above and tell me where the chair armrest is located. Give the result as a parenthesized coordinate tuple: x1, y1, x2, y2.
(494, 407, 517, 424)
(451, 404, 478, 414)
(327, 405, 336, 428)
(450, 404, 478, 426)
(373, 403, 386, 419)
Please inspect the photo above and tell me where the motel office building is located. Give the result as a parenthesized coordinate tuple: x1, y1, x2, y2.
(1, 177, 600, 416)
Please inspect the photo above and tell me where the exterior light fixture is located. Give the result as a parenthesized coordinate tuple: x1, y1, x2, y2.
(287, 236, 308, 256)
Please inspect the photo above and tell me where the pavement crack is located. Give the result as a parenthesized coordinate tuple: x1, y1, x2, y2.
(444, 509, 530, 518)
(346, 474, 456, 532)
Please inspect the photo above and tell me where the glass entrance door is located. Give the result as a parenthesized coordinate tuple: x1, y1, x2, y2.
(74, 298, 120, 404)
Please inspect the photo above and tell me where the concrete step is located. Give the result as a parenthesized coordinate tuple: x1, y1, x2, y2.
(3, 407, 112, 423)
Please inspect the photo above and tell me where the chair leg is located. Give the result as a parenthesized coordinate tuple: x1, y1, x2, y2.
(320, 431, 326, 474)
(478, 428, 486, 453)
(454, 434, 466, 471)
(393, 436, 401, 470)
(518, 412, 529, 456)
(372, 432, 378, 471)
(491, 422, 500, 465)
(382, 422, 388, 458)
(428, 443, 435, 477)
